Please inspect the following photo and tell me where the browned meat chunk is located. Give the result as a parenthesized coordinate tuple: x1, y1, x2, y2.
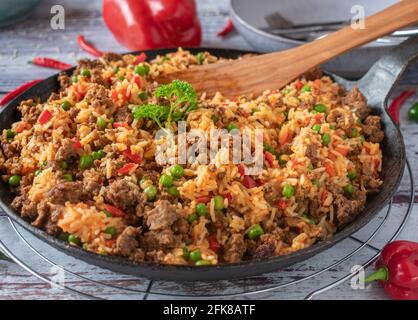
(55, 138, 78, 161)
(17, 99, 41, 124)
(333, 191, 366, 226)
(84, 84, 114, 112)
(305, 143, 320, 166)
(104, 179, 143, 212)
(140, 229, 180, 251)
(116, 226, 140, 257)
(1, 141, 20, 158)
(251, 243, 275, 260)
(327, 108, 355, 132)
(223, 233, 246, 263)
(145, 200, 179, 231)
(102, 52, 124, 63)
(11, 186, 37, 221)
(342, 86, 370, 120)
(114, 105, 133, 123)
(362, 115, 384, 143)
(46, 181, 90, 204)
(303, 68, 323, 81)
(58, 73, 72, 90)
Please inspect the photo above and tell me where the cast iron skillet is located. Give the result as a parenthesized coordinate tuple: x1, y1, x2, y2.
(0, 36, 417, 281)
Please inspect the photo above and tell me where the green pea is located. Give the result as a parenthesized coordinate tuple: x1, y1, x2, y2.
(6, 129, 14, 139)
(182, 247, 190, 260)
(62, 173, 73, 181)
(60, 161, 69, 170)
(144, 185, 157, 201)
(301, 85, 311, 93)
(97, 117, 107, 130)
(314, 104, 327, 113)
(187, 214, 198, 224)
(8, 175, 21, 187)
(351, 128, 359, 137)
(322, 133, 331, 145)
(329, 125, 336, 130)
(189, 249, 202, 262)
(282, 184, 294, 199)
(213, 195, 224, 211)
(71, 75, 78, 83)
(227, 123, 239, 132)
(344, 184, 355, 197)
(80, 69, 91, 77)
(195, 260, 211, 266)
(34, 169, 43, 176)
(159, 174, 173, 188)
(170, 165, 184, 179)
(248, 224, 264, 240)
(113, 67, 119, 74)
(196, 52, 205, 65)
(118, 75, 125, 81)
(167, 186, 180, 198)
(196, 203, 208, 216)
(104, 226, 117, 237)
(92, 150, 106, 160)
(79, 155, 93, 169)
(409, 102, 418, 122)
(282, 88, 291, 95)
(134, 64, 150, 76)
(263, 144, 277, 156)
(312, 124, 321, 133)
(347, 170, 357, 180)
(68, 234, 81, 246)
(61, 100, 72, 111)
(138, 91, 148, 101)
(103, 209, 112, 217)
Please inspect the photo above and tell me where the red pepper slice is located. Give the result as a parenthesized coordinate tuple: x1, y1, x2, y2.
(217, 19, 234, 37)
(113, 121, 128, 128)
(237, 164, 246, 176)
(264, 151, 275, 168)
(72, 137, 82, 150)
(208, 234, 221, 252)
(31, 57, 72, 70)
(222, 192, 232, 204)
(277, 199, 288, 210)
(118, 163, 137, 175)
(196, 196, 211, 204)
(123, 147, 142, 164)
(132, 75, 142, 87)
(104, 204, 126, 217)
(38, 110, 53, 125)
(133, 52, 147, 65)
(0, 79, 43, 106)
(76, 35, 103, 57)
(388, 90, 415, 124)
(295, 80, 303, 90)
(243, 175, 257, 189)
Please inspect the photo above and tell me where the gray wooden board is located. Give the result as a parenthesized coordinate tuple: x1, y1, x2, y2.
(0, 0, 417, 300)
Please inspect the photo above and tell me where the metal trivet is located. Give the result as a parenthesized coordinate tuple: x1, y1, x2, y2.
(0, 159, 414, 300)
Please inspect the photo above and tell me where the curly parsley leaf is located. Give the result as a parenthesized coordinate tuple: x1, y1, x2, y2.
(155, 79, 197, 112)
(132, 104, 169, 129)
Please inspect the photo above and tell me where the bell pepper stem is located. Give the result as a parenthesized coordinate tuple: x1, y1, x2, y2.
(365, 266, 389, 283)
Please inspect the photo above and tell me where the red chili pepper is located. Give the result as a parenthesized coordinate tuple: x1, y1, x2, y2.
(388, 90, 415, 124)
(113, 121, 128, 128)
(77, 35, 103, 57)
(104, 204, 126, 217)
(123, 147, 142, 164)
(72, 137, 82, 150)
(38, 110, 53, 125)
(31, 57, 72, 70)
(217, 19, 234, 37)
(208, 234, 221, 252)
(365, 241, 418, 300)
(277, 199, 288, 210)
(196, 196, 211, 204)
(133, 52, 147, 65)
(0, 79, 43, 106)
(118, 163, 137, 175)
(102, 0, 202, 51)
(243, 175, 257, 189)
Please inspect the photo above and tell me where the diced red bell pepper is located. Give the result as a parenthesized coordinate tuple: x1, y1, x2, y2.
(113, 121, 128, 128)
(123, 147, 142, 164)
(117, 163, 137, 175)
(324, 161, 335, 177)
(133, 52, 147, 65)
(38, 110, 53, 125)
(264, 151, 275, 168)
(132, 75, 142, 87)
(72, 137, 82, 150)
(237, 164, 246, 176)
(277, 199, 288, 210)
(208, 234, 221, 252)
(335, 146, 349, 156)
(222, 192, 233, 204)
(243, 175, 257, 189)
(196, 196, 211, 204)
(104, 204, 126, 217)
(295, 80, 303, 90)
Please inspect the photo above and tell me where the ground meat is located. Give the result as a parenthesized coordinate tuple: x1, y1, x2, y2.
(55, 138, 78, 161)
(17, 99, 41, 124)
(362, 115, 384, 143)
(58, 73, 72, 90)
(333, 191, 366, 226)
(326, 108, 355, 132)
(114, 105, 133, 123)
(45, 181, 90, 204)
(145, 200, 179, 231)
(116, 226, 140, 257)
(223, 233, 246, 263)
(250, 243, 275, 260)
(140, 229, 180, 251)
(102, 52, 124, 64)
(84, 84, 114, 113)
(1, 140, 21, 158)
(76, 58, 104, 73)
(305, 143, 320, 166)
(146, 250, 165, 262)
(104, 179, 144, 212)
(11, 187, 37, 221)
(342, 86, 370, 120)
(303, 67, 323, 81)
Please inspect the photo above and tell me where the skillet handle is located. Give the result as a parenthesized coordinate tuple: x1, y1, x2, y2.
(358, 35, 418, 109)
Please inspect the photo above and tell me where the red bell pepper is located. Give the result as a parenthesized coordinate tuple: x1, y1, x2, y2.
(133, 52, 147, 65)
(113, 121, 128, 128)
(102, 0, 202, 51)
(208, 234, 221, 252)
(365, 240, 418, 300)
(118, 163, 137, 175)
(123, 147, 142, 164)
(277, 199, 288, 210)
(104, 204, 126, 217)
(196, 196, 211, 204)
(38, 110, 53, 125)
(72, 137, 82, 150)
(243, 175, 257, 189)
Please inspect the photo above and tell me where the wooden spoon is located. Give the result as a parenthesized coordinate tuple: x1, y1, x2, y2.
(159, 0, 418, 98)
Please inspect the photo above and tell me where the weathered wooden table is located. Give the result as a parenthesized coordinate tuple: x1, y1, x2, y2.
(0, 0, 417, 300)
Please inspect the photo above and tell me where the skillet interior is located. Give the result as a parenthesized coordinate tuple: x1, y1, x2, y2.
(0, 48, 406, 281)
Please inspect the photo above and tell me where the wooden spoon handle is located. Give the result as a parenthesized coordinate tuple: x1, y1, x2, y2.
(263, 0, 418, 68)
